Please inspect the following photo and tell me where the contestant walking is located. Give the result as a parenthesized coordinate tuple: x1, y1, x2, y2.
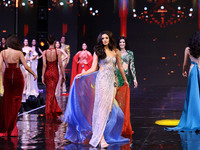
(63, 31, 130, 148)
(0, 35, 37, 136)
(116, 36, 138, 136)
(42, 35, 65, 118)
(165, 31, 200, 131)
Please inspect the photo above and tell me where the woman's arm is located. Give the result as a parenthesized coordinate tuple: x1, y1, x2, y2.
(0, 52, 3, 71)
(182, 47, 190, 77)
(37, 48, 43, 59)
(19, 52, 37, 80)
(129, 51, 138, 88)
(58, 50, 66, 83)
(77, 52, 98, 77)
(115, 49, 128, 85)
(58, 48, 68, 61)
(42, 51, 47, 84)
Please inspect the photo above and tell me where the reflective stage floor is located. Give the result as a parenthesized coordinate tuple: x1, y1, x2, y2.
(0, 85, 195, 150)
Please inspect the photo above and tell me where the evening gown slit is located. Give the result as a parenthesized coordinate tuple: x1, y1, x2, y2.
(0, 51, 24, 136)
(63, 56, 130, 146)
(45, 49, 62, 118)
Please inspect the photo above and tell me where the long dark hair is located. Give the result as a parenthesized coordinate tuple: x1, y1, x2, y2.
(188, 31, 200, 58)
(48, 35, 55, 45)
(117, 36, 129, 50)
(6, 34, 22, 51)
(94, 31, 116, 60)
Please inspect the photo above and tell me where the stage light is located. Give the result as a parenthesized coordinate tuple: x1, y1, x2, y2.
(161, 57, 166, 60)
(95, 10, 98, 13)
(2, 30, 6, 33)
(82, 3, 85, 6)
(89, 7, 92, 11)
(161, 6, 164, 10)
(177, 15, 180, 17)
(22, 2, 25, 6)
(40, 41, 45, 47)
(145, 15, 148, 18)
(177, 6, 181, 10)
(133, 14, 137, 17)
(30, 1, 33, 4)
(69, 0, 73, 3)
(92, 12, 95, 16)
(8, 1, 10, 4)
(60, 2, 64, 6)
(190, 8, 193, 12)
(133, 9, 136, 12)
(5, 3, 8, 7)
(189, 13, 192, 17)
(144, 7, 147, 10)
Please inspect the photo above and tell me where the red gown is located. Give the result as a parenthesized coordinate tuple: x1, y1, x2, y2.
(0, 60, 24, 136)
(70, 50, 93, 86)
(44, 49, 62, 118)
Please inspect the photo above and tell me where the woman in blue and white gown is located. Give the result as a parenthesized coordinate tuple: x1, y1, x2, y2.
(63, 31, 130, 148)
(165, 31, 200, 131)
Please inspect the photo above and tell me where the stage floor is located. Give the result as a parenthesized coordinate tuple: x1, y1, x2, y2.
(0, 85, 194, 150)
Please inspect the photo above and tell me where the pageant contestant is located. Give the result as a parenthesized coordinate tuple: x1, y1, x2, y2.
(117, 36, 138, 88)
(165, 31, 200, 131)
(60, 36, 70, 93)
(0, 35, 37, 136)
(42, 35, 65, 118)
(70, 42, 93, 86)
(115, 36, 138, 136)
(63, 31, 130, 148)
(24, 39, 39, 98)
(55, 40, 68, 95)
(21, 38, 35, 95)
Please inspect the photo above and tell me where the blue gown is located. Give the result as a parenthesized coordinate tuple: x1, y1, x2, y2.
(62, 71, 130, 145)
(165, 61, 200, 131)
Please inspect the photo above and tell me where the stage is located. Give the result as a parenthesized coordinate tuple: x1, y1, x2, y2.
(0, 85, 193, 150)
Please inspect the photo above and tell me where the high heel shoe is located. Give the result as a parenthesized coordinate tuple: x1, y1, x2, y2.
(100, 142, 109, 149)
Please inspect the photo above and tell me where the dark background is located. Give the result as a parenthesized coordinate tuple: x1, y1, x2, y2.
(0, 0, 198, 86)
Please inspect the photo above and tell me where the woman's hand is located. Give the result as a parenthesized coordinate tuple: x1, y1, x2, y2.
(61, 76, 66, 85)
(134, 80, 138, 88)
(76, 73, 82, 79)
(182, 71, 187, 77)
(124, 80, 129, 87)
(42, 76, 45, 85)
(33, 74, 37, 81)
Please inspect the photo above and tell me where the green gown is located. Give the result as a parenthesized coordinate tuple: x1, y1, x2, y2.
(116, 50, 136, 87)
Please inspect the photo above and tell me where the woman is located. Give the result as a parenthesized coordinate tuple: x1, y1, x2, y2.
(63, 31, 130, 148)
(21, 38, 35, 96)
(70, 42, 93, 86)
(0, 35, 37, 136)
(165, 31, 200, 131)
(42, 35, 65, 118)
(116, 36, 138, 88)
(24, 39, 40, 98)
(55, 40, 68, 96)
(116, 36, 137, 136)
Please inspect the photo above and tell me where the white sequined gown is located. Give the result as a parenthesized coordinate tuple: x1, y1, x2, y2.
(89, 56, 116, 147)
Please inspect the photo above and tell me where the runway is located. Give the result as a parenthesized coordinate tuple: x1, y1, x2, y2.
(0, 85, 194, 150)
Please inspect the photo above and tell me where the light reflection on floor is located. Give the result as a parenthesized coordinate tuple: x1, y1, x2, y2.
(1, 86, 200, 150)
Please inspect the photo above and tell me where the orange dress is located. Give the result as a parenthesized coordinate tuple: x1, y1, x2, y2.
(116, 84, 133, 137)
